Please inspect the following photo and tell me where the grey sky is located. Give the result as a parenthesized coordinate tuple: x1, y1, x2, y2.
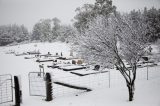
(0, 0, 159, 31)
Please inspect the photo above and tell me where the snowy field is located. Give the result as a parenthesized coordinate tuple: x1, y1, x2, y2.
(0, 42, 160, 106)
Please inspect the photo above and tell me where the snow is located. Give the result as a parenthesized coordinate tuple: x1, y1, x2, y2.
(0, 42, 160, 106)
(60, 65, 85, 70)
(69, 68, 108, 75)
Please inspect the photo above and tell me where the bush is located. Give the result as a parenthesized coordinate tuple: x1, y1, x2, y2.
(77, 60, 83, 65)
(0, 35, 14, 46)
(72, 60, 76, 64)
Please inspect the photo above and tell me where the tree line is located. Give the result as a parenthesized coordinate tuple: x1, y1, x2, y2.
(0, 24, 29, 46)
(0, 5, 159, 46)
(74, 5, 160, 42)
(0, 17, 76, 46)
(31, 17, 76, 43)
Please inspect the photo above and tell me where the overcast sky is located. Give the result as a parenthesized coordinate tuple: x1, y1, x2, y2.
(0, 0, 160, 31)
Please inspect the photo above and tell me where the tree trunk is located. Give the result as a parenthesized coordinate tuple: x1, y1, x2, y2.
(116, 61, 136, 101)
(127, 83, 135, 101)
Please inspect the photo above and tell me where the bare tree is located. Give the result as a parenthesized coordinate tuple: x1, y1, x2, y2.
(75, 14, 149, 101)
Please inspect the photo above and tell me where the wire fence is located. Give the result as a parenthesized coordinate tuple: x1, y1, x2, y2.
(109, 65, 160, 88)
(0, 74, 13, 104)
(28, 72, 46, 97)
(51, 65, 160, 98)
(136, 65, 160, 80)
(52, 71, 110, 98)
(28, 65, 160, 99)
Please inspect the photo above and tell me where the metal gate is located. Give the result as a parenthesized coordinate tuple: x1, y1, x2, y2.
(0, 74, 13, 104)
(28, 72, 46, 97)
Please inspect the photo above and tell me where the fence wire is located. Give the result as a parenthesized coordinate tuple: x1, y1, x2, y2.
(28, 72, 46, 97)
(136, 65, 160, 80)
(52, 71, 109, 98)
(0, 74, 13, 104)
(27, 65, 160, 99)
(51, 65, 160, 98)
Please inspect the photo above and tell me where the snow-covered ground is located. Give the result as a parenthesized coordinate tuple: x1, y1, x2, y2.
(0, 42, 160, 106)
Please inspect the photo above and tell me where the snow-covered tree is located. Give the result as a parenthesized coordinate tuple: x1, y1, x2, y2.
(20, 25, 29, 41)
(32, 22, 42, 41)
(40, 19, 52, 42)
(56, 25, 77, 43)
(52, 17, 61, 39)
(75, 13, 150, 101)
(0, 24, 29, 45)
(32, 19, 52, 42)
(74, 4, 94, 33)
(74, 0, 116, 33)
(143, 7, 160, 42)
(31, 17, 76, 42)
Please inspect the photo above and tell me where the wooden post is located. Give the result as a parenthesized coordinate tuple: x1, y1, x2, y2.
(14, 76, 22, 106)
(45, 73, 53, 101)
(39, 64, 45, 77)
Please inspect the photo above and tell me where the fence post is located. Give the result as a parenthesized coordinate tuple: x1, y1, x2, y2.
(45, 73, 53, 101)
(39, 64, 45, 77)
(14, 76, 22, 106)
(147, 62, 149, 80)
